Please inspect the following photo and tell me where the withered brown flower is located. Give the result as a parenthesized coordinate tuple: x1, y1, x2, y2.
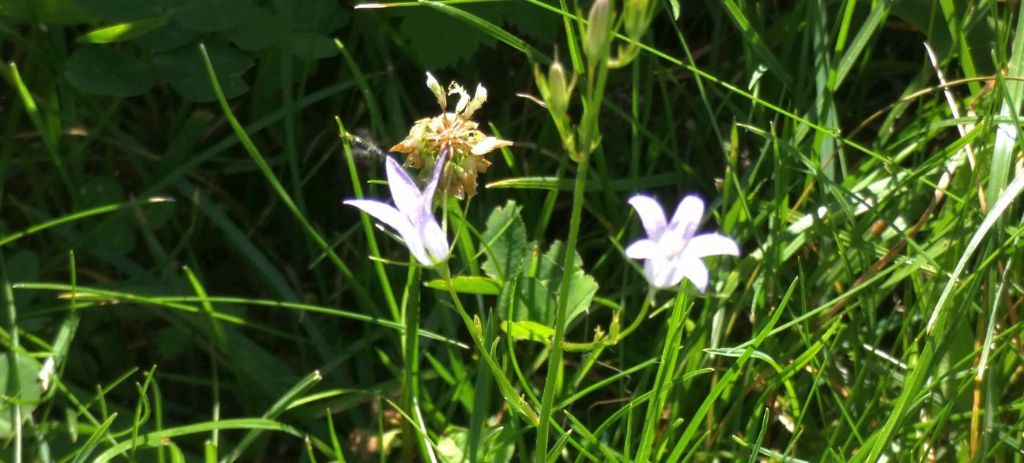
(390, 73, 512, 199)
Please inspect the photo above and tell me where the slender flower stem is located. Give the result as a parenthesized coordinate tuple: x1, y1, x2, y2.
(400, 264, 434, 462)
(635, 291, 691, 462)
(536, 156, 590, 458)
(614, 296, 652, 343)
(440, 266, 539, 425)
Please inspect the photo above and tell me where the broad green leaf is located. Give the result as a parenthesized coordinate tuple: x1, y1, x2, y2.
(273, 0, 346, 32)
(171, 0, 250, 32)
(536, 241, 599, 325)
(0, 352, 42, 438)
(284, 32, 338, 61)
(223, 6, 289, 52)
(76, 177, 136, 256)
(480, 200, 528, 281)
(6, 250, 38, 309)
(77, 16, 169, 44)
(424, 276, 502, 295)
(436, 425, 515, 463)
(64, 46, 154, 97)
(143, 19, 201, 53)
(155, 40, 252, 102)
(74, 0, 160, 22)
(0, 0, 89, 23)
(500, 2, 558, 44)
(499, 240, 598, 333)
(397, 6, 496, 68)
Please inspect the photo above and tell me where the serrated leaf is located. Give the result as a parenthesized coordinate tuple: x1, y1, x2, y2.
(74, 0, 157, 22)
(170, 0, 249, 32)
(424, 276, 502, 295)
(64, 46, 154, 96)
(223, 6, 289, 52)
(77, 16, 169, 44)
(284, 32, 338, 60)
(499, 240, 598, 331)
(154, 40, 252, 102)
(500, 2, 558, 44)
(397, 7, 496, 68)
(481, 200, 528, 281)
(0, 352, 42, 438)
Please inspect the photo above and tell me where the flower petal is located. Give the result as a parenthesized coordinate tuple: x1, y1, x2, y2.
(421, 151, 447, 209)
(464, 83, 488, 118)
(452, 82, 470, 114)
(421, 218, 450, 265)
(426, 72, 446, 111)
(345, 199, 431, 265)
(669, 195, 704, 239)
(686, 233, 740, 258)
(628, 195, 667, 238)
(644, 257, 685, 289)
(624, 238, 659, 259)
(678, 258, 709, 292)
(471, 136, 513, 155)
(385, 155, 423, 219)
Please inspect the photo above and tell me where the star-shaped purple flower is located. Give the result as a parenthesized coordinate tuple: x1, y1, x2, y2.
(625, 195, 739, 291)
(345, 153, 450, 267)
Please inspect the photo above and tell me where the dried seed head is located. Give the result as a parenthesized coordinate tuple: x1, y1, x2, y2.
(390, 73, 512, 199)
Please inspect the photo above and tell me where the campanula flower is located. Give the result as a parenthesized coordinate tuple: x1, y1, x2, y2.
(625, 195, 739, 291)
(345, 152, 450, 267)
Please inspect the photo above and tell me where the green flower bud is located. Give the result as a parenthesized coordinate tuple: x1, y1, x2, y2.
(623, 0, 648, 41)
(547, 61, 569, 117)
(584, 0, 611, 63)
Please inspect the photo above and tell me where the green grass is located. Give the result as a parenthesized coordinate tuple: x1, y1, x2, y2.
(2, 0, 1024, 461)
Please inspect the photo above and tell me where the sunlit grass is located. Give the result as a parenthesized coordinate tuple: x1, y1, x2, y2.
(2, 1, 1023, 461)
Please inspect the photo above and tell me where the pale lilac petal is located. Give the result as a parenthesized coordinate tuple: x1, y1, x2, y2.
(420, 151, 447, 208)
(344, 199, 408, 234)
(679, 258, 709, 292)
(421, 218, 450, 265)
(628, 195, 667, 238)
(385, 156, 422, 219)
(644, 258, 685, 289)
(686, 233, 740, 258)
(670, 195, 704, 239)
(345, 199, 430, 265)
(625, 239, 659, 259)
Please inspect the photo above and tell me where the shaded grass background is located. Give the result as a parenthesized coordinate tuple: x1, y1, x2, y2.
(1, 0, 1023, 461)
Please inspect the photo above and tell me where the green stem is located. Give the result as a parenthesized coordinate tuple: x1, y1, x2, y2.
(336, 120, 399, 321)
(536, 156, 590, 459)
(559, 296, 652, 352)
(441, 266, 539, 425)
(635, 292, 691, 462)
(401, 265, 433, 461)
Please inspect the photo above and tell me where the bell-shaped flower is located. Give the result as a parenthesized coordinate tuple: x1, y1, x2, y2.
(625, 195, 739, 292)
(345, 152, 450, 267)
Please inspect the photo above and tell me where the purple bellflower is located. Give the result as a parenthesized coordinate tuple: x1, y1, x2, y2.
(345, 152, 451, 267)
(625, 195, 739, 292)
